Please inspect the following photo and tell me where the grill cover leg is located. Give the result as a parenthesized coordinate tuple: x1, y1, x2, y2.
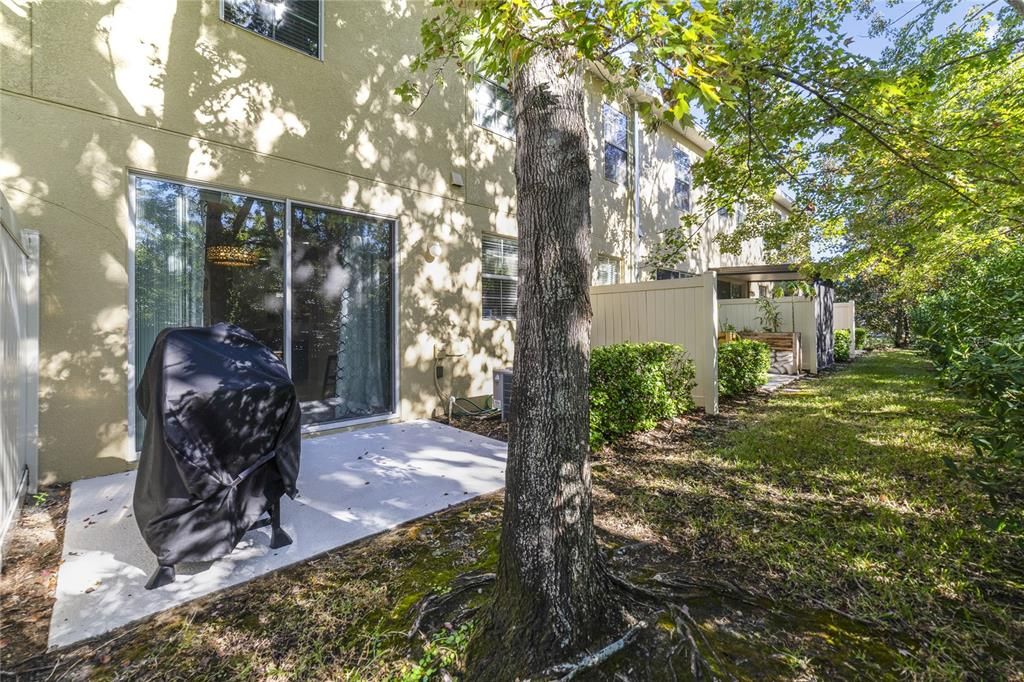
(145, 563, 176, 590)
(269, 501, 292, 549)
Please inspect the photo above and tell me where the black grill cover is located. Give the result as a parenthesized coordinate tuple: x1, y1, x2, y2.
(134, 323, 301, 566)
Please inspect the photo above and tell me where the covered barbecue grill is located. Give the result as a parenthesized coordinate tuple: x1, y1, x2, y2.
(134, 323, 301, 589)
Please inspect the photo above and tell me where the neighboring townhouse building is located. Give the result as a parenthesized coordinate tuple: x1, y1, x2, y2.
(0, 0, 786, 483)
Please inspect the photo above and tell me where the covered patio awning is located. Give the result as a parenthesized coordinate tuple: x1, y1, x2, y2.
(712, 263, 812, 283)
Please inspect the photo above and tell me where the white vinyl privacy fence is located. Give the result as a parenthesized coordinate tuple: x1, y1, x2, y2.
(1, 191, 39, 564)
(719, 296, 826, 373)
(591, 272, 719, 414)
(834, 301, 856, 350)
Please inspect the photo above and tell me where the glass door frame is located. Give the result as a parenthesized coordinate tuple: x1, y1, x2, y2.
(126, 172, 401, 456)
(285, 197, 400, 433)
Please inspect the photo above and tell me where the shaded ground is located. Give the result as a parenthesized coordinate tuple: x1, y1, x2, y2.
(0, 485, 69, 669)
(2, 352, 1021, 680)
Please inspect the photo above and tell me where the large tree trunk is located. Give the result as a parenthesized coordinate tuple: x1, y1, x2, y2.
(465, 44, 612, 679)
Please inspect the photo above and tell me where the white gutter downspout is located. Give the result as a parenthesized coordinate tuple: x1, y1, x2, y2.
(632, 107, 642, 282)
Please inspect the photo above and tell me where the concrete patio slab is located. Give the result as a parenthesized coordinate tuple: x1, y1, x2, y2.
(48, 420, 506, 650)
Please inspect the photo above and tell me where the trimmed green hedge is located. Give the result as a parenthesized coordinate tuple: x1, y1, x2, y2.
(718, 339, 771, 397)
(855, 327, 867, 349)
(590, 342, 696, 447)
(835, 329, 851, 362)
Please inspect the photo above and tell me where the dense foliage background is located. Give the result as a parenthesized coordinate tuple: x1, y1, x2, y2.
(911, 243, 1024, 529)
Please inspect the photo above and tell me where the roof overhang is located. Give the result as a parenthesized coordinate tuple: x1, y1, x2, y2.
(712, 263, 810, 283)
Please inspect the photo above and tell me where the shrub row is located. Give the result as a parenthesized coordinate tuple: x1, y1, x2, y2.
(589, 342, 695, 448)
(587, 337, 774, 448)
(718, 339, 771, 397)
(834, 329, 851, 362)
(911, 244, 1024, 529)
(855, 327, 867, 350)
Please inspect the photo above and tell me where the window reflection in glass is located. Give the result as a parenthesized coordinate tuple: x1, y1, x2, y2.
(603, 104, 629, 184)
(290, 204, 394, 425)
(223, 0, 321, 57)
(472, 78, 515, 138)
(133, 177, 285, 447)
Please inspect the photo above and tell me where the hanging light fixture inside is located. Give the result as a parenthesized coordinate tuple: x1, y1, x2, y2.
(206, 244, 260, 268)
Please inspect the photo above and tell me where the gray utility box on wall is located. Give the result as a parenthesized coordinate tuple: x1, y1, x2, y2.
(492, 368, 515, 422)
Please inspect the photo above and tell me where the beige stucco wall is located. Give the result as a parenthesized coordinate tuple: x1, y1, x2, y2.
(635, 121, 779, 275)
(1, 0, 772, 482)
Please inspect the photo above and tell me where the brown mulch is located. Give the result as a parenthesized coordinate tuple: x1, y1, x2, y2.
(435, 414, 509, 442)
(1, 485, 70, 671)
(435, 389, 767, 451)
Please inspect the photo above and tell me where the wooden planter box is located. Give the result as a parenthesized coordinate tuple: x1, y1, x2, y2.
(718, 331, 802, 374)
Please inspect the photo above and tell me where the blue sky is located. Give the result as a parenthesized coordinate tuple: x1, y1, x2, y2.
(838, 1, 978, 59)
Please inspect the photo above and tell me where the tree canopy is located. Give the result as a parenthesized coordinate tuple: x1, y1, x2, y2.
(400, 1, 1024, 674)
(402, 0, 1024, 288)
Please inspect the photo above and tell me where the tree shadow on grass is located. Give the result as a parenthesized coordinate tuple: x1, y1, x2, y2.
(593, 352, 1023, 678)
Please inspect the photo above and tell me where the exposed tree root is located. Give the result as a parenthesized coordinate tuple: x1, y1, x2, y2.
(667, 604, 717, 681)
(406, 572, 495, 639)
(605, 571, 739, 679)
(531, 621, 647, 681)
(651, 571, 773, 608)
(414, 565, 777, 679)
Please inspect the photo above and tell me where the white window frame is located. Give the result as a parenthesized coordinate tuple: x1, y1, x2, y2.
(219, 0, 325, 61)
(602, 104, 629, 185)
(126, 172, 400, 453)
(481, 234, 518, 320)
(594, 254, 621, 286)
(655, 268, 694, 280)
(672, 146, 692, 212)
(471, 77, 515, 139)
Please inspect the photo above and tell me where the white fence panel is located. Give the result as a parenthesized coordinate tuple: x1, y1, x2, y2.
(719, 297, 820, 373)
(1, 191, 39, 566)
(834, 301, 856, 350)
(592, 272, 718, 414)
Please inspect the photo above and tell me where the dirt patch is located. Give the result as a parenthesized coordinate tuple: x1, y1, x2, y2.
(435, 414, 508, 442)
(1, 485, 70, 670)
(2, 494, 504, 681)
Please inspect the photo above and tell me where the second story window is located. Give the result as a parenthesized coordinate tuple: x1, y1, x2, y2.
(594, 255, 621, 285)
(472, 78, 515, 138)
(482, 235, 518, 319)
(672, 147, 691, 211)
(603, 105, 629, 185)
(223, 0, 321, 58)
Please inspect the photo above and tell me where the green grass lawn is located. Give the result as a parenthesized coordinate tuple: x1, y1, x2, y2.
(597, 350, 1023, 678)
(16, 351, 1023, 680)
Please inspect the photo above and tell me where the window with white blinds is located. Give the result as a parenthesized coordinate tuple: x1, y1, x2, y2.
(482, 235, 518, 319)
(222, 0, 321, 58)
(594, 255, 621, 285)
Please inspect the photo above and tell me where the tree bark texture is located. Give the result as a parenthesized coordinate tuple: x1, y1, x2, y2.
(466, 44, 612, 679)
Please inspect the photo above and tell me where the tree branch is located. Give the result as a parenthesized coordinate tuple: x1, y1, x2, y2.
(759, 63, 983, 209)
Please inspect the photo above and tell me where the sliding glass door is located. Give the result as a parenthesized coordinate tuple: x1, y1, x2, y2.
(133, 177, 286, 448)
(289, 203, 394, 426)
(132, 176, 396, 442)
